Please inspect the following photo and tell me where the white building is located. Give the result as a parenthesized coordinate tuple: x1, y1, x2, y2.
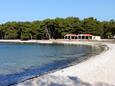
(64, 34, 101, 40)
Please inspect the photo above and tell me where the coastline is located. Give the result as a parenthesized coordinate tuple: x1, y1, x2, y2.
(51, 43, 115, 85)
(0, 39, 102, 45)
(9, 40, 115, 86)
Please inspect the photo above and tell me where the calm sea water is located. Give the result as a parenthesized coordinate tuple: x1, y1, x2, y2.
(0, 43, 104, 86)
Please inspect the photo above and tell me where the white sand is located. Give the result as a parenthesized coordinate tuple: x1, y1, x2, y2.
(0, 40, 53, 44)
(0, 39, 98, 43)
(48, 43, 115, 85)
(10, 41, 115, 86)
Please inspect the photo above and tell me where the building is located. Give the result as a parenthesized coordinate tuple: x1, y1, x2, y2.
(64, 34, 101, 40)
(64, 34, 77, 40)
(77, 34, 93, 40)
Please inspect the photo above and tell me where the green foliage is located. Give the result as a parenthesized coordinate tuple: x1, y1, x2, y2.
(82, 17, 101, 35)
(0, 17, 114, 39)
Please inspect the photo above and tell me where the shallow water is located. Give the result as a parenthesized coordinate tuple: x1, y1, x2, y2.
(0, 43, 104, 86)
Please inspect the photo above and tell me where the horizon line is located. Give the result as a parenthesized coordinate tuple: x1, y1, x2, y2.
(0, 16, 114, 24)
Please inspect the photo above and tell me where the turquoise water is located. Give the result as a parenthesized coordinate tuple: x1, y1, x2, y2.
(0, 43, 103, 86)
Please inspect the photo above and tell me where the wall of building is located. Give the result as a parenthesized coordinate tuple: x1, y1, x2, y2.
(92, 36, 101, 40)
(64, 34, 101, 41)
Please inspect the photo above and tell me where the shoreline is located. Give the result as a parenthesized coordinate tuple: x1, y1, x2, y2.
(0, 39, 114, 45)
(39, 43, 115, 85)
(11, 40, 115, 86)
(0, 39, 103, 45)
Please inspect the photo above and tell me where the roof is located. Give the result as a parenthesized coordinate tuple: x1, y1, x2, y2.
(77, 34, 93, 36)
(65, 34, 77, 36)
(65, 34, 93, 36)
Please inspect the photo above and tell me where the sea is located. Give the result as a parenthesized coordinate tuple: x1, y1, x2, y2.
(0, 43, 104, 86)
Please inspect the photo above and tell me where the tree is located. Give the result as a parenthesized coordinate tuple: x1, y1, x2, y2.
(82, 17, 102, 35)
(42, 19, 59, 39)
(0, 17, 114, 39)
(2, 22, 19, 39)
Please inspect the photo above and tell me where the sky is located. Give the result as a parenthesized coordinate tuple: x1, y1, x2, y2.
(0, 0, 114, 23)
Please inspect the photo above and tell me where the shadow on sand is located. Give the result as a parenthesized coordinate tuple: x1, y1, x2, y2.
(13, 75, 115, 86)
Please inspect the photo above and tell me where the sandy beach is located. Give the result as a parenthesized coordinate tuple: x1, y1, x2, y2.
(50, 43, 115, 85)
(0, 39, 101, 45)
(9, 40, 115, 86)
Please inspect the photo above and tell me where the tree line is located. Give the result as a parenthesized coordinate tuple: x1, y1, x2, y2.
(0, 17, 115, 40)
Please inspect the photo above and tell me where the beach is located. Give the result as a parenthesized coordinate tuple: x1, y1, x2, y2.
(9, 40, 115, 86)
(50, 43, 115, 85)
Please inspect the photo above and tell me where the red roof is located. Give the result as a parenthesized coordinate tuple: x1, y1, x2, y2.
(77, 34, 93, 36)
(65, 34, 93, 36)
(65, 34, 77, 36)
